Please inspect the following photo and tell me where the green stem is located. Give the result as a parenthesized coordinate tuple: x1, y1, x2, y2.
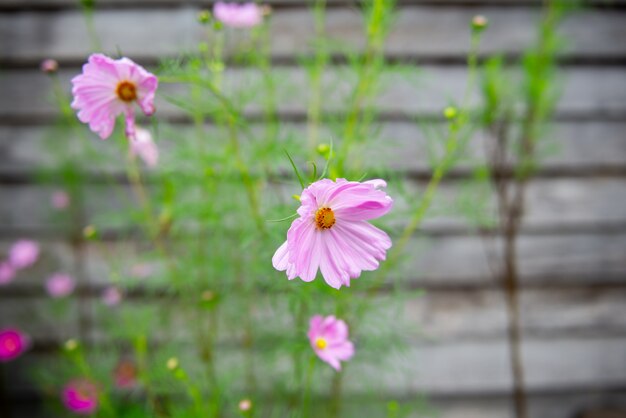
(301, 355, 316, 418)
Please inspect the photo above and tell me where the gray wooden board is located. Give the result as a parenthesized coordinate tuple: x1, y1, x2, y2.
(0, 229, 624, 287)
(3, 0, 624, 9)
(1, 66, 625, 122)
(2, 121, 626, 175)
(2, 335, 625, 395)
(1, 7, 626, 64)
(1, 177, 626, 231)
(2, 287, 625, 342)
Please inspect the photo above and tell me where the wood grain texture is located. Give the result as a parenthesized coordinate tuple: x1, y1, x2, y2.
(1, 7, 625, 65)
(1, 66, 625, 123)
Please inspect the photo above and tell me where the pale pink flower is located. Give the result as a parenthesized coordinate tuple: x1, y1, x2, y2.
(51, 190, 70, 209)
(130, 127, 159, 167)
(308, 315, 354, 371)
(0, 328, 30, 362)
(9, 240, 40, 270)
(0, 262, 15, 285)
(102, 286, 122, 306)
(272, 178, 393, 289)
(130, 263, 152, 279)
(46, 273, 75, 298)
(62, 379, 99, 415)
(71, 53, 158, 140)
(40, 58, 59, 74)
(213, 2, 263, 28)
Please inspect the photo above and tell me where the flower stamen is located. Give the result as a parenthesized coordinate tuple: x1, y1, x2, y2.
(315, 207, 335, 230)
(116, 81, 137, 102)
(315, 337, 327, 350)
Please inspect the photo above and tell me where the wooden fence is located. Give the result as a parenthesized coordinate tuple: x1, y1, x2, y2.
(0, 1, 625, 417)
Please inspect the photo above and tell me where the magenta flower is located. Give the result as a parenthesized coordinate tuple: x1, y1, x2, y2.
(71, 53, 158, 140)
(9, 240, 40, 270)
(41, 58, 59, 74)
(0, 328, 30, 362)
(51, 190, 70, 209)
(46, 273, 75, 298)
(272, 178, 393, 289)
(102, 286, 122, 306)
(0, 262, 15, 286)
(130, 127, 159, 167)
(213, 2, 263, 28)
(308, 315, 354, 371)
(62, 379, 99, 415)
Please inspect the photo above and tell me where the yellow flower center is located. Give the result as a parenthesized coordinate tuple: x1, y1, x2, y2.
(315, 207, 335, 230)
(315, 337, 327, 350)
(116, 81, 137, 102)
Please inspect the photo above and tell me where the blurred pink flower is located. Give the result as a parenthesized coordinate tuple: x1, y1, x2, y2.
(9, 240, 40, 270)
(51, 190, 70, 209)
(62, 379, 99, 415)
(113, 359, 138, 389)
(308, 315, 354, 371)
(0, 262, 15, 286)
(71, 53, 158, 140)
(130, 127, 159, 167)
(130, 263, 152, 279)
(272, 178, 393, 289)
(102, 286, 122, 306)
(0, 328, 30, 362)
(40, 58, 59, 74)
(46, 273, 75, 298)
(213, 2, 263, 28)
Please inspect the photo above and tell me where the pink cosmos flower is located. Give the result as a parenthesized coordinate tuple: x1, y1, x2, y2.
(0, 328, 30, 362)
(130, 263, 153, 279)
(130, 127, 159, 167)
(0, 262, 15, 286)
(62, 379, 99, 415)
(308, 315, 354, 371)
(213, 2, 263, 28)
(9, 240, 40, 270)
(71, 53, 158, 140)
(41, 58, 59, 74)
(102, 286, 122, 306)
(113, 359, 137, 389)
(51, 190, 70, 209)
(272, 178, 393, 289)
(46, 273, 75, 298)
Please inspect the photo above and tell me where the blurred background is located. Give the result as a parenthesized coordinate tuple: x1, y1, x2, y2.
(1, 0, 626, 417)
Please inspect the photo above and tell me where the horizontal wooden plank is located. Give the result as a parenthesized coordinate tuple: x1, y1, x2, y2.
(1, 7, 625, 65)
(3, 335, 624, 395)
(3, 0, 624, 11)
(2, 121, 626, 176)
(1, 66, 625, 123)
(2, 287, 624, 343)
(2, 177, 626, 233)
(1, 227, 624, 288)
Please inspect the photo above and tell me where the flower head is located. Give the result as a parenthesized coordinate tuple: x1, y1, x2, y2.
(308, 315, 354, 371)
(51, 190, 70, 209)
(0, 328, 30, 362)
(113, 359, 138, 389)
(9, 240, 40, 270)
(71, 53, 158, 140)
(0, 262, 15, 286)
(130, 127, 159, 167)
(41, 58, 59, 74)
(62, 379, 99, 415)
(46, 273, 75, 298)
(102, 286, 122, 306)
(213, 2, 263, 28)
(272, 178, 393, 289)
